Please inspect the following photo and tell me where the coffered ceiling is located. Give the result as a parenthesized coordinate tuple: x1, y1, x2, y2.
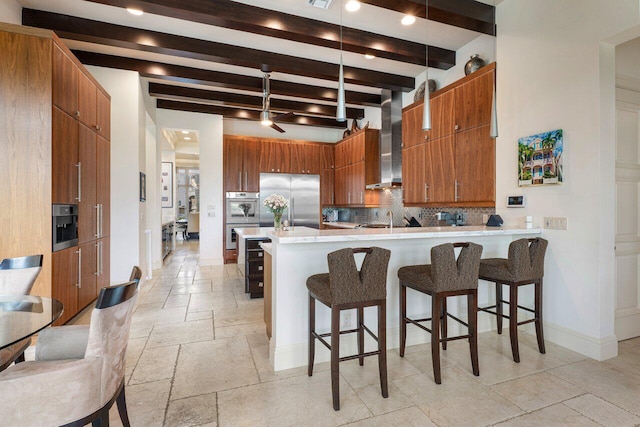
(16, 0, 495, 131)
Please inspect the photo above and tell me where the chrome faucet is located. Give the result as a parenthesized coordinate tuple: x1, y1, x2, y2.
(387, 210, 393, 231)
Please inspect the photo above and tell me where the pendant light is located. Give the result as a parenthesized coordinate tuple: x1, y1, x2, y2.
(489, 0, 498, 138)
(422, 0, 431, 130)
(336, 0, 347, 122)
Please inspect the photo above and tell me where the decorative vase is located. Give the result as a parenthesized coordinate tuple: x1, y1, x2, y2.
(464, 54, 486, 75)
(273, 212, 282, 230)
(413, 79, 438, 102)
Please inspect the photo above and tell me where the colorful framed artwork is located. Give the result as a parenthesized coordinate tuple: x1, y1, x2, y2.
(518, 129, 563, 186)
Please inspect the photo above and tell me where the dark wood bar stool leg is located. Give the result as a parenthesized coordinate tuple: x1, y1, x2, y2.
(357, 307, 364, 366)
(496, 282, 503, 334)
(331, 307, 341, 411)
(431, 294, 442, 384)
(535, 278, 546, 354)
(509, 285, 520, 363)
(308, 295, 316, 376)
(378, 302, 388, 398)
(399, 284, 407, 357)
(441, 298, 448, 350)
(468, 289, 479, 376)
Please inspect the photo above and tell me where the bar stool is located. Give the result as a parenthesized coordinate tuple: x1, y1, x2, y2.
(398, 242, 482, 384)
(307, 247, 391, 411)
(478, 237, 548, 362)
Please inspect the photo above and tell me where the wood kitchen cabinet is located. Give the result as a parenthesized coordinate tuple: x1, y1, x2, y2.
(52, 246, 79, 326)
(291, 142, 322, 175)
(223, 136, 261, 192)
(0, 23, 111, 318)
(52, 107, 79, 204)
(333, 129, 380, 207)
(454, 125, 495, 203)
(260, 139, 290, 174)
(321, 144, 335, 206)
(97, 136, 110, 237)
(402, 64, 496, 207)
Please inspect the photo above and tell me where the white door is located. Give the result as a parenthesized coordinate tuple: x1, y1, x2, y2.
(615, 85, 640, 340)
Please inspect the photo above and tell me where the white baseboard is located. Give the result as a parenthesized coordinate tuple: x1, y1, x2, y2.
(522, 322, 618, 361)
(615, 307, 640, 341)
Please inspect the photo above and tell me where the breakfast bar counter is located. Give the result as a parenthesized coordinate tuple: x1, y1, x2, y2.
(265, 226, 543, 371)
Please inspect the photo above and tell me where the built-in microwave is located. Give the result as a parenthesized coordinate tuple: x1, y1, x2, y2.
(52, 204, 78, 251)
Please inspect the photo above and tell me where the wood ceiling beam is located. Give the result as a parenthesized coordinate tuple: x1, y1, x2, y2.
(73, 51, 382, 106)
(148, 83, 366, 119)
(83, 0, 456, 68)
(156, 99, 347, 129)
(361, 0, 495, 36)
(23, 9, 415, 91)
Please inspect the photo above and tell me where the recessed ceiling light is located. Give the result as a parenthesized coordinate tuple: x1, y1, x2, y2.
(345, 0, 361, 12)
(401, 15, 416, 26)
(364, 54, 375, 59)
(127, 8, 143, 16)
(181, 130, 189, 134)
(184, 137, 191, 141)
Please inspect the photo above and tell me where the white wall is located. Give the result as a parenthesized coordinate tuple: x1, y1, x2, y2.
(224, 118, 344, 142)
(0, 0, 21, 24)
(87, 66, 145, 282)
(495, 0, 640, 360)
(157, 110, 225, 265)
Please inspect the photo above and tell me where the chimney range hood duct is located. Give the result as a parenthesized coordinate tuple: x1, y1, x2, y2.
(366, 89, 403, 189)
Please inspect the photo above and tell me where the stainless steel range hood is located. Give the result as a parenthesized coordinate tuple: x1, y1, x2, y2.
(366, 89, 403, 189)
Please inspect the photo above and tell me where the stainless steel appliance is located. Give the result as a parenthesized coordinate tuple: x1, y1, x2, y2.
(225, 223, 259, 251)
(52, 204, 78, 251)
(259, 173, 320, 229)
(225, 192, 260, 224)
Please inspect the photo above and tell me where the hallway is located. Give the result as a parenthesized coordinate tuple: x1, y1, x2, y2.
(105, 241, 640, 426)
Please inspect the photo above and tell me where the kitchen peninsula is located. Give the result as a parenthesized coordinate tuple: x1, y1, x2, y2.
(262, 225, 542, 371)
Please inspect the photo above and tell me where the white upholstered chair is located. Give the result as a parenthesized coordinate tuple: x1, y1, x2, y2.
(0, 280, 138, 426)
(0, 254, 43, 371)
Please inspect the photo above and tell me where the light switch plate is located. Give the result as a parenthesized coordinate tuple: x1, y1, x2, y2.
(543, 217, 568, 230)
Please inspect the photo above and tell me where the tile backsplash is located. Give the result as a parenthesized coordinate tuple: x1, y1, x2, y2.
(322, 188, 495, 227)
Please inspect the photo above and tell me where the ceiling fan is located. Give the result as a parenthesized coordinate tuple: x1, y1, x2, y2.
(260, 65, 294, 133)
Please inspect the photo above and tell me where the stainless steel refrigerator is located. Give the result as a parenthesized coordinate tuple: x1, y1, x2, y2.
(259, 173, 320, 229)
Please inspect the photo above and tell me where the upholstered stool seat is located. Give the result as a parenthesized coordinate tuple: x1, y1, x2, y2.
(398, 242, 482, 384)
(478, 237, 548, 363)
(307, 247, 391, 411)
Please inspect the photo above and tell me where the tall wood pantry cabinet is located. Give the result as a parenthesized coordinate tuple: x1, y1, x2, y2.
(402, 63, 496, 207)
(0, 23, 111, 325)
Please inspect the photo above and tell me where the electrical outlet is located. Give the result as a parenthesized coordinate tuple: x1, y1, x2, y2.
(482, 214, 489, 223)
(543, 217, 568, 230)
(342, 312, 351, 329)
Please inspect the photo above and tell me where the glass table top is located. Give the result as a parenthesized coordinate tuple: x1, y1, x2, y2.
(0, 295, 63, 350)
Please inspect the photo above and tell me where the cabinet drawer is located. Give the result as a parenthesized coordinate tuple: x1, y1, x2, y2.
(247, 239, 263, 250)
(246, 259, 265, 276)
(248, 249, 264, 260)
(248, 278, 264, 298)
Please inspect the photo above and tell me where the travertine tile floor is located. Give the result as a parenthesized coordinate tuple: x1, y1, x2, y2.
(76, 241, 640, 426)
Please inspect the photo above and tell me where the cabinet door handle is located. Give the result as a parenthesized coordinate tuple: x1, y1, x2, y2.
(259, 282, 264, 288)
(99, 204, 103, 237)
(76, 162, 82, 202)
(424, 134, 429, 141)
(76, 110, 80, 118)
(95, 242, 100, 276)
(95, 205, 100, 238)
(360, 191, 363, 204)
(238, 172, 242, 189)
(76, 248, 82, 288)
(348, 192, 351, 204)
(424, 183, 429, 202)
(258, 266, 263, 271)
(245, 172, 248, 188)
(455, 180, 460, 201)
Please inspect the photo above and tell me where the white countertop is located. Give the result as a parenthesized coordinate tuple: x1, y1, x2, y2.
(322, 221, 360, 229)
(269, 226, 542, 244)
(259, 242, 272, 254)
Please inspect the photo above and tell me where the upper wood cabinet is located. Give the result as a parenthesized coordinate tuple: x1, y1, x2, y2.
(78, 71, 96, 130)
(322, 145, 335, 170)
(401, 64, 496, 207)
(260, 139, 290, 174)
(52, 45, 78, 117)
(96, 90, 111, 140)
(333, 129, 380, 207)
(52, 106, 79, 204)
(78, 124, 97, 244)
(290, 142, 322, 175)
(223, 136, 261, 192)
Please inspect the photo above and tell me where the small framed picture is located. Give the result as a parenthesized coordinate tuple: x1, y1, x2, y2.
(140, 172, 146, 202)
